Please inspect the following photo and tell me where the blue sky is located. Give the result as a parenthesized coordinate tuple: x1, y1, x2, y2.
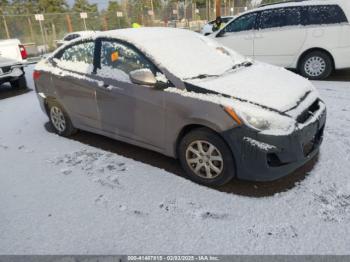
(67, 0, 110, 10)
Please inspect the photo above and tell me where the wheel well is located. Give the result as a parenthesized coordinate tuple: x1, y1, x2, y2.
(43, 97, 58, 115)
(297, 48, 335, 70)
(175, 124, 238, 179)
(175, 125, 202, 157)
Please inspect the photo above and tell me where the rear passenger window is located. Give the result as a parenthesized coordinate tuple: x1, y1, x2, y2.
(259, 7, 301, 29)
(55, 41, 95, 74)
(305, 5, 348, 25)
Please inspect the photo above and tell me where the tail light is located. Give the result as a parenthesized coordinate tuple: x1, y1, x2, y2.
(19, 44, 28, 60)
(33, 70, 41, 80)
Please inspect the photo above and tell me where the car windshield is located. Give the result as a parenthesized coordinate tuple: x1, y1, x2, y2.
(111, 29, 247, 80)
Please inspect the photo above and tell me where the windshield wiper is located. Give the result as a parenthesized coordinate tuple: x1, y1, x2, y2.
(185, 61, 253, 81)
(184, 73, 220, 80)
(231, 61, 253, 70)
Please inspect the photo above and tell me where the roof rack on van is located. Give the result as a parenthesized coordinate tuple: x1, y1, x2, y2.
(258, 0, 309, 8)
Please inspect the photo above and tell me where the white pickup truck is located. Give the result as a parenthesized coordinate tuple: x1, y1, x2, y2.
(0, 39, 28, 89)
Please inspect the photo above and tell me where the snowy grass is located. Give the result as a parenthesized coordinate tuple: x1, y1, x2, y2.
(0, 66, 350, 254)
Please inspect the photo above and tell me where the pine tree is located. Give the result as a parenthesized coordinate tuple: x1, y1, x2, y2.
(38, 0, 68, 13)
(73, 0, 98, 13)
(105, 0, 128, 29)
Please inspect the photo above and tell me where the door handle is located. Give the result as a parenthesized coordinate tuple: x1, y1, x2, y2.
(99, 82, 123, 92)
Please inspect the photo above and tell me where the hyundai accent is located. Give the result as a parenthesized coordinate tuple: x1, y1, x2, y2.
(34, 28, 326, 186)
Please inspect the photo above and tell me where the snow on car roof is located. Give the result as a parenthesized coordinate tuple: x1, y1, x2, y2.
(251, 0, 350, 13)
(93, 27, 246, 79)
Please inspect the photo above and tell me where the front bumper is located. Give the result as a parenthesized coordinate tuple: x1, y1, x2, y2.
(222, 106, 327, 182)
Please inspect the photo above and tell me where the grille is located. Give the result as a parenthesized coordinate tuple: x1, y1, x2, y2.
(297, 99, 320, 124)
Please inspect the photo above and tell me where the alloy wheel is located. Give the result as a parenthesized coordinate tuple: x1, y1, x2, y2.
(185, 140, 224, 179)
(50, 106, 66, 133)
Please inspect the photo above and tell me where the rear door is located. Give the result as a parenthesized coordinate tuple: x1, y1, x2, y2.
(253, 7, 306, 67)
(302, 4, 349, 68)
(93, 38, 166, 150)
(51, 40, 100, 129)
(215, 12, 258, 57)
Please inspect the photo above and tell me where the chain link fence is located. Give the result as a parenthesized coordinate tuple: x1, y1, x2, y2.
(0, 5, 252, 56)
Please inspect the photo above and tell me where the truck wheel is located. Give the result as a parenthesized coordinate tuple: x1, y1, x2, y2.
(178, 128, 235, 186)
(299, 51, 333, 80)
(10, 75, 27, 90)
(48, 101, 77, 137)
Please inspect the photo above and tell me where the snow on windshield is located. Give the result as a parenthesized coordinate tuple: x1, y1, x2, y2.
(101, 28, 246, 80)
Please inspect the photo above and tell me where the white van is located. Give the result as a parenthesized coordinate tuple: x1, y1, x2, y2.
(212, 0, 350, 80)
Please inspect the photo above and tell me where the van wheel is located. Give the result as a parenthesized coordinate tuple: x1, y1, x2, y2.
(178, 128, 235, 186)
(299, 51, 333, 80)
(48, 101, 77, 137)
(10, 75, 27, 89)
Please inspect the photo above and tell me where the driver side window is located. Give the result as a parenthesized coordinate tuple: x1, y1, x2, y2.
(225, 13, 257, 33)
(98, 40, 155, 83)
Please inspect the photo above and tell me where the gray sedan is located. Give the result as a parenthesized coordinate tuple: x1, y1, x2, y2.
(34, 28, 326, 186)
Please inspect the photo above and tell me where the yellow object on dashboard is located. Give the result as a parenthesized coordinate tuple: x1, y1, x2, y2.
(111, 51, 119, 62)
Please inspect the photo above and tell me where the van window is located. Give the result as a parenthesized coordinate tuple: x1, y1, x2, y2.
(305, 5, 348, 25)
(224, 13, 257, 33)
(259, 7, 301, 29)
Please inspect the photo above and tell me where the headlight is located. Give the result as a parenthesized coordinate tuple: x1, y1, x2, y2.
(244, 114, 270, 130)
(224, 104, 296, 135)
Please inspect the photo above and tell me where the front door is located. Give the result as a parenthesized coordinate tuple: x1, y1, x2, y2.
(94, 39, 166, 150)
(215, 12, 258, 57)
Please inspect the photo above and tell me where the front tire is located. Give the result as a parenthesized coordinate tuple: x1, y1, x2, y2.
(178, 128, 235, 186)
(48, 101, 76, 137)
(299, 51, 333, 80)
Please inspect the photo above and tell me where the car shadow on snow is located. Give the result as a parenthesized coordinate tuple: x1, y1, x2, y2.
(44, 122, 319, 198)
(0, 84, 32, 100)
(328, 69, 350, 82)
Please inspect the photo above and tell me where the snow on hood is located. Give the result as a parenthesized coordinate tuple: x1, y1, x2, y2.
(187, 62, 316, 113)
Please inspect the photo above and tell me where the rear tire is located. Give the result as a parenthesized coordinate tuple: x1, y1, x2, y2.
(299, 51, 333, 80)
(10, 75, 27, 89)
(178, 128, 235, 186)
(48, 101, 77, 137)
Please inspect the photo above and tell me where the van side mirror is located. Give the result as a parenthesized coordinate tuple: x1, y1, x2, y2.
(129, 69, 157, 87)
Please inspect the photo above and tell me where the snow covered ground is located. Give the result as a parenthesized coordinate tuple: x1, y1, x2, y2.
(0, 65, 350, 254)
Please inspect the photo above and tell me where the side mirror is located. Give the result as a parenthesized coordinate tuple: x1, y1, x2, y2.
(129, 69, 157, 87)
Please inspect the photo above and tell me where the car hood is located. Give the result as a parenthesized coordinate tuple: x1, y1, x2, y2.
(186, 62, 316, 113)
